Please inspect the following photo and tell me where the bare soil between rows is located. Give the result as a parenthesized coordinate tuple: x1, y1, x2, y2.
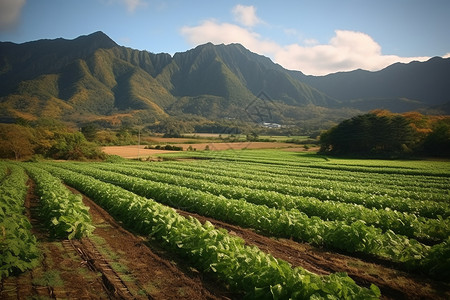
(1, 180, 111, 299)
(175, 210, 450, 300)
(1, 180, 231, 299)
(2, 179, 449, 299)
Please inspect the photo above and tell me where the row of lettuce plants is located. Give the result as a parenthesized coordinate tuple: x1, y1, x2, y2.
(94, 162, 448, 242)
(125, 161, 448, 218)
(23, 164, 94, 239)
(177, 159, 449, 190)
(48, 163, 443, 275)
(41, 163, 381, 299)
(134, 160, 448, 202)
(0, 164, 40, 279)
(170, 150, 450, 177)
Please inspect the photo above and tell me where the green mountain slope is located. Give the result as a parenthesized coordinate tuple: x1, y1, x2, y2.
(166, 43, 336, 107)
(0, 32, 340, 124)
(294, 57, 450, 112)
(1, 31, 448, 126)
(0, 32, 176, 124)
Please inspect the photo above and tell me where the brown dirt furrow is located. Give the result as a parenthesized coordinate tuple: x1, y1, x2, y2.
(2, 179, 232, 299)
(70, 186, 232, 300)
(64, 238, 136, 299)
(176, 209, 450, 300)
(1, 179, 111, 299)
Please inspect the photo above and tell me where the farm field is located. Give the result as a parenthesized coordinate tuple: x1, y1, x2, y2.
(102, 142, 302, 158)
(1, 150, 450, 299)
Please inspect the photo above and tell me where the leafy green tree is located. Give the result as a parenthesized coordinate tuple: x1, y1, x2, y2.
(319, 113, 419, 157)
(422, 121, 450, 157)
(81, 123, 99, 142)
(49, 131, 104, 160)
(246, 132, 259, 141)
(150, 118, 194, 137)
(387, 115, 416, 153)
(116, 126, 134, 144)
(0, 124, 35, 160)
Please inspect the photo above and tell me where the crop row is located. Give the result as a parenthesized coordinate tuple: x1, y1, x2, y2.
(42, 163, 381, 299)
(161, 153, 450, 190)
(0, 163, 7, 183)
(0, 164, 40, 279)
(47, 163, 441, 274)
(146, 160, 449, 201)
(113, 161, 450, 220)
(93, 162, 448, 242)
(169, 150, 450, 177)
(152, 161, 450, 214)
(23, 164, 94, 239)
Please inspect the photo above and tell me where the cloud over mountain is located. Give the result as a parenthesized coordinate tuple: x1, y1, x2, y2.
(232, 5, 262, 27)
(122, 0, 147, 12)
(180, 5, 432, 75)
(276, 30, 431, 75)
(180, 20, 279, 55)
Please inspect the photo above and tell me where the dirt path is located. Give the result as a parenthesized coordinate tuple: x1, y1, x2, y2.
(1, 180, 230, 299)
(74, 188, 231, 300)
(176, 210, 450, 300)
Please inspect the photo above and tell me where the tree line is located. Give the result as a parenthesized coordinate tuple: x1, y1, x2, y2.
(319, 110, 450, 158)
(0, 119, 105, 161)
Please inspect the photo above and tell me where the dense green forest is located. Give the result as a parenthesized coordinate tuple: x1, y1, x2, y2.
(319, 110, 450, 157)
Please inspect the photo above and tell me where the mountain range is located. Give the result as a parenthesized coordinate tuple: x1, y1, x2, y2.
(1, 31, 449, 128)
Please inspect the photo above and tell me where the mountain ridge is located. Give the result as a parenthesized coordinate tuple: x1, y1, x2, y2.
(294, 56, 450, 107)
(1, 31, 448, 128)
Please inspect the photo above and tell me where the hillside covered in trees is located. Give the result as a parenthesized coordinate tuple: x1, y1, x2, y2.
(319, 110, 450, 158)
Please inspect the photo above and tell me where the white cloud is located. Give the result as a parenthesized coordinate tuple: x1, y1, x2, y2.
(180, 20, 280, 55)
(232, 5, 262, 27)
(303, 38, 319, 46)
(101, 0, 147, 13)
(276, 30, 430, 75)
(122, 0, 147, 12)
(181, 19, 431, 75)
(0, 0, 26, 30)
(444, 53, 450, 59)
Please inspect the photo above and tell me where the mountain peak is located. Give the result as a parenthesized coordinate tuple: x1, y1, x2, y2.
(74, 31, 117, 49)
(1, 32, 449, 125)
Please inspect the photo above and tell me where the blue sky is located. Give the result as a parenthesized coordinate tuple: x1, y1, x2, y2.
(1, 0, 449, 75)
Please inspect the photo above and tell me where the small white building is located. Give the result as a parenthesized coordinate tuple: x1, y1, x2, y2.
(262, 122, 282, 128)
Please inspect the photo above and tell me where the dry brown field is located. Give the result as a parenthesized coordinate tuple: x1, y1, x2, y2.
(102, 142, 302, 158)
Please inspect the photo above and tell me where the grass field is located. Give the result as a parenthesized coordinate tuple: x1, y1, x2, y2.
(1, 150, 449, 299)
